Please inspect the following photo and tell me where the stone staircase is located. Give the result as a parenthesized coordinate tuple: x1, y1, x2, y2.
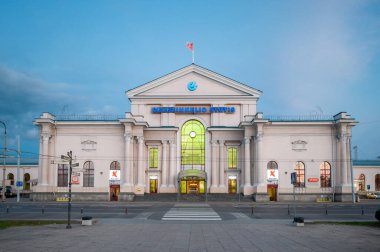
(133, 193, 253, 202)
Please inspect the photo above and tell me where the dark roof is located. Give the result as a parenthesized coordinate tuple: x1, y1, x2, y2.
(353, 160, 380, 166)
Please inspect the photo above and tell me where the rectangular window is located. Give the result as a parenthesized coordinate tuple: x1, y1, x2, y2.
(149, 147, 158, 169)
(58, 164, 68, 187)
(228, 147, 237, 169)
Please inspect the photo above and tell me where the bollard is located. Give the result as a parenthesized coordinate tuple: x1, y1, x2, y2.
(287, 204, 290, 215)
(6, 206, 9, 213)
(42, 206, 45, 214)
(361, 206, 364, 215)
(81, 208, 83, 214)
(125, 207, 128, 214)
(325, 205, 328, 215)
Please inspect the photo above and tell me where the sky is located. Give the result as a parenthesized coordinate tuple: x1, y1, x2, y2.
(0, 0, 379, 161)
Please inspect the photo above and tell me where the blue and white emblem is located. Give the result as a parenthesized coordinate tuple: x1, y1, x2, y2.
(187, 81, 197, 91)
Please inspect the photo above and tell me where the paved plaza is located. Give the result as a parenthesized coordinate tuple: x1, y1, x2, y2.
(1, 203, 379, 252)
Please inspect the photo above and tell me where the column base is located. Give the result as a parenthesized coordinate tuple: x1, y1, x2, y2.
(162, 185, 177, 193)
(242, 185, 254, 195)
(210, 186, 225, 193)
(253, 193, 270, 202)
(121, 184, 134, 192)
(160, 186, 176, 193)
(134, 185, 145, 195)
(334, 185, 354, 202)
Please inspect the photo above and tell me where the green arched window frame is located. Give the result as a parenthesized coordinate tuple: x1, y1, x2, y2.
(181, 120, 205, 169)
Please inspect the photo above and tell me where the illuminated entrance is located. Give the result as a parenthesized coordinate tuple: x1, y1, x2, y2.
(228, 176, 237, 193)
(178, 169, 207, 194)
(150, 176, 158, 193)
(179, 120, 207, 194)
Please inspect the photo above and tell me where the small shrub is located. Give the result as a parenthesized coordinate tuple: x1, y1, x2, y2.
(375, 209, 380, 222)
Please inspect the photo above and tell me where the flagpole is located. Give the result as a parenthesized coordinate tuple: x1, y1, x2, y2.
(192, 49, 195, 63)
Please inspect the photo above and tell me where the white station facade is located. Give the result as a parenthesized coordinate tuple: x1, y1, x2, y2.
(33, 64, 359, 202)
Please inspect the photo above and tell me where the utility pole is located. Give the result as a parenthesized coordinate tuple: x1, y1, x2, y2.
(61, 151, 79, 229)
(0, 121, 6, 202)
(61, 151, 73, 229)
(16, 136, 20, 203)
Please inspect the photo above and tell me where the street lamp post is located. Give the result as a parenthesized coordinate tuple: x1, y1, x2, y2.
(0, 121, 7, 202)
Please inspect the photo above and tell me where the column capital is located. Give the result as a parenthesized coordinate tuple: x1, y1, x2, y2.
(218, 140, 225, 145)
(41, 133, 51, 141)
(169, 140, 175, 145)
(137, 136, 144, 143)
(244, 137, 251, 144)
(124, 133, 133, 142)
(211, 140, 218, 145)
(161, 140, 168, 145)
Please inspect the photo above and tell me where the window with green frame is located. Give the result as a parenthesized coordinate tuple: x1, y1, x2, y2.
(149, 147, 158, 169)
(181, 120, 205, 169)
(228, 147, 237, 169)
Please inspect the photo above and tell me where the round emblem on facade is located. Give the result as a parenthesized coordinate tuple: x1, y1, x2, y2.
(189, 131, 196, 138)
(187, 81, 197, 91)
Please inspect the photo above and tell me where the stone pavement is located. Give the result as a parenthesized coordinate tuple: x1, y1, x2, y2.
(1, 215, 379, 252)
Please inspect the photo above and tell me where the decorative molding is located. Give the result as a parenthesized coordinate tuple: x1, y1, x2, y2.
(291, 140, 307, 152)
(81, 140, 97, 151)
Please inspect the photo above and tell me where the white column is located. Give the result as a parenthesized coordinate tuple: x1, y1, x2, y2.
(341, 132, 347, 185)
(346, 133, 352, 185)
(211, 140, 218, 188)
(41, 133, 50, 186)
(161, 140, 168, 188)
(244, 137, 251, 187)
(123, 134, 132, 186)
(256, 133, 265, 185)
(219, 140, 225, 188)
(168, 140, 176, 187)
(48, 135, 54, 186)
(137, 136, 145, 186)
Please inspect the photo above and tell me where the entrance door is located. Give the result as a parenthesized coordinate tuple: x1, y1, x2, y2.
(267, 184, 278, 201)
(110, 185, 120, 201)
(150, 178, 158, 193)
(228, 177, 237, 193)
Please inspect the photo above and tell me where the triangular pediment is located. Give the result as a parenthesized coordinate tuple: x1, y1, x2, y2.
(126, 64, 262, 99)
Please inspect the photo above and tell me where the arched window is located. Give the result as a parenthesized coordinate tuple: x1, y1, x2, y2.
(267, 161, 278, 170)
(320, 161, 331, 188)
(294, 162, 305, 188)
(83, 161, 94, 187)
(24, 173, 31, 190)
(376, 174, 380, 191)
(110, 161, 120, 170)
(181, 120, 205, 170)
(7, 173, 14, 186)
(358, 174, 365, 191)
(58, 164, 68, 187)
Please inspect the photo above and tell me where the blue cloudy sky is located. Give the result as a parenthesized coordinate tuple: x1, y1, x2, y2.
(0, 0, 379, 161)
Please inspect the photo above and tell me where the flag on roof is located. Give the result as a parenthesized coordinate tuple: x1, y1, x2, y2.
(186, 42, 194, 51)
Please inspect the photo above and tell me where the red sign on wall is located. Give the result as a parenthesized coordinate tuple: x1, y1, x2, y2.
(71, 176, 79, 184)
(308, 178, 319, 182)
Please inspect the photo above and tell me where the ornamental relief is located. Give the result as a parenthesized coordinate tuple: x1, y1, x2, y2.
(291, 140, 308, 152)
(81, 139, 97, 151)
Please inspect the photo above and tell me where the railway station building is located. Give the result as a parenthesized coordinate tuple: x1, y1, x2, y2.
(33, 64, 361, 202)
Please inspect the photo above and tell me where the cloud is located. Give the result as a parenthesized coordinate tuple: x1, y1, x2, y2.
(0, 65, 74, 116)
(0, 65, 79, 151)
(270, 2, 376, 114)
